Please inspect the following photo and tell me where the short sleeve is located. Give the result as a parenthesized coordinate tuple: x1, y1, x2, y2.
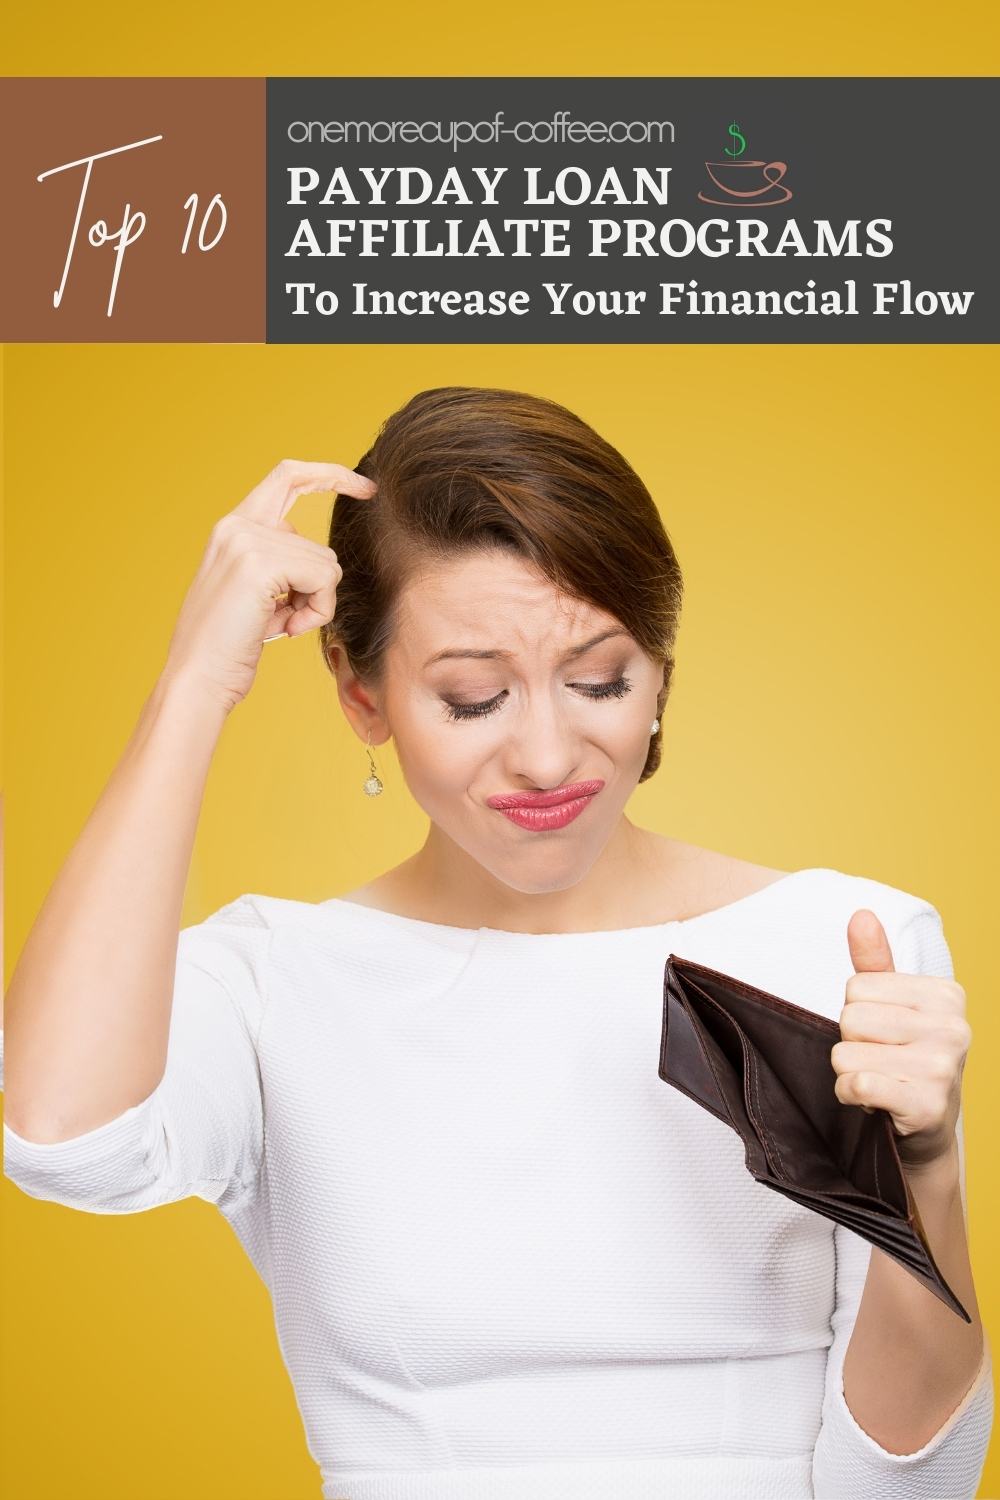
(811, 902, 995, 1498)
(2, 895, 271, 1216)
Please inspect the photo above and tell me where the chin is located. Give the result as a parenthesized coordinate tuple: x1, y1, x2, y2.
(483, 848, 604, 899)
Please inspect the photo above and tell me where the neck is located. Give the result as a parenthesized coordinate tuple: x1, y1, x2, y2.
(393, 816, 673, 934)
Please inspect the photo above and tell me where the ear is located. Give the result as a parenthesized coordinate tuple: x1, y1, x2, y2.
(327, 643, 390, 746)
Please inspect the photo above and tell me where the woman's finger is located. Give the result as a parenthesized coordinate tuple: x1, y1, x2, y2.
(285, 568, 342, 637)
(232, 458, 377, 528)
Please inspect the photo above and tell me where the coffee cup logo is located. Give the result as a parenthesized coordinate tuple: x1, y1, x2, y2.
(697, 120, 793, 206)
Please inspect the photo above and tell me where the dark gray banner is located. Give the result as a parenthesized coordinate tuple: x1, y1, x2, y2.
(265, 77, 996, 344)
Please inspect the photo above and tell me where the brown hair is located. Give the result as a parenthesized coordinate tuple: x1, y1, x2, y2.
(320, 386, 683, 782)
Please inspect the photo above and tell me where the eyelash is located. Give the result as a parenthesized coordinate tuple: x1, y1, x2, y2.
(443, 675, 634, 722)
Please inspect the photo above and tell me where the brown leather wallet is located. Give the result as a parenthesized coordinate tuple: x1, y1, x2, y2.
(659, 952, 970, 1322)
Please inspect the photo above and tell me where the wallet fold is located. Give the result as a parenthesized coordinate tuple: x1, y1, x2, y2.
(659, 952, 971, 1322)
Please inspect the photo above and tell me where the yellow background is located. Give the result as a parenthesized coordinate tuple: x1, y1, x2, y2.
(3, 6, 999, 1498)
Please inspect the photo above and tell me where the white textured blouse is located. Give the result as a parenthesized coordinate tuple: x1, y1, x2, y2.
(1, 866, 994, 1499)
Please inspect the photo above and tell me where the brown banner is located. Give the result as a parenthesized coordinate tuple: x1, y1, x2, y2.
(0, 78, 264, 341)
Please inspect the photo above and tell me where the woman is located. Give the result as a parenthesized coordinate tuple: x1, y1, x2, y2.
(2, 387, 992, 1498)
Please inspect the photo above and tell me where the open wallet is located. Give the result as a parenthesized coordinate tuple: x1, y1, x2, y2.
(659, 952, 971, 1322)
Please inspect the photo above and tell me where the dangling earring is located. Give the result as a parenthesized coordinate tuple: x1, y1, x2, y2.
(362, 728, 384, 797)
(650, 718, 660, 735)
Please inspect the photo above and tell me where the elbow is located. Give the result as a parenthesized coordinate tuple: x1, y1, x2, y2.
(5, 1082, 116, 1144)
(3, 1092, 170, 1215)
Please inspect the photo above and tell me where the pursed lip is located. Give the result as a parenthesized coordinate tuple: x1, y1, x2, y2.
(485, 778, 605, 810)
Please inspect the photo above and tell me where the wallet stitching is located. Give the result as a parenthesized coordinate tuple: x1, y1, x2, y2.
(676, 976, 790, 1182)
(663, 959, 969, 1323)
(664, 1070, 733, 1129)
(668, 982, 741, 1133)
(673, 965, 802, 1184)
(746, 1036, 791, 1181)
(678, 969, 790, 1179)
(683, 957, 885, 1200)
(675, 975, 939, 1281)
(682, 993, 735, 1126)
(668, 956, 841, 1037)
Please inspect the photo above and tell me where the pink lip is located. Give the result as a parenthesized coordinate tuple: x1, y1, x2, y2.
(486, 778, 605, 810)
(486, 779, 605, 832)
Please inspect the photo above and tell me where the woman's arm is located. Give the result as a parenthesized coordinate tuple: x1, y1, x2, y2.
(811, 904, 994, 1498)
(811, 1113, 993, 1498)
(831, 903, 988, 1451)
(842, 1138, 986, 1453)
(3, 670, 228, 1141)
(2, 458, 366, 1146)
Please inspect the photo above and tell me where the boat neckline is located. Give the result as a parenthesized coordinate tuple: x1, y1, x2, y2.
(316, 866, 834, 940)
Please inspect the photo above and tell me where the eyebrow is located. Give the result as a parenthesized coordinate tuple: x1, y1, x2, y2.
(422, 627, 633, 669)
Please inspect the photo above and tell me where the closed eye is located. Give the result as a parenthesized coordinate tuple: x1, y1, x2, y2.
(442, 675, 633, 722)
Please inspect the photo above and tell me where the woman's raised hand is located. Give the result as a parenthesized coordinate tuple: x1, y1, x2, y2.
(162, 459, 377, 714)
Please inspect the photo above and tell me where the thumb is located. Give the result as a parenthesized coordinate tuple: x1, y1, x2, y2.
(847, 908, 895, 973)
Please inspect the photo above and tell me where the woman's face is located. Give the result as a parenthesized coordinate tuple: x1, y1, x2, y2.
(360, 548, 666, 896)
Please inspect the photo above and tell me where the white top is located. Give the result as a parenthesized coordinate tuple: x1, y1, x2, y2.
(1, 866, 993, 1500)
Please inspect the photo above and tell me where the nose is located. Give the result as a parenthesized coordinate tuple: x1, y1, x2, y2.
(503, 697, 582, 791)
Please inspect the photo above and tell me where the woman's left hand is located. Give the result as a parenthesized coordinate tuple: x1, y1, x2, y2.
(830, 909, 972, 1172)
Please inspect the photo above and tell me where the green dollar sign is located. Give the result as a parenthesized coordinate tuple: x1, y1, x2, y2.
(724, 121, 747, 159)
